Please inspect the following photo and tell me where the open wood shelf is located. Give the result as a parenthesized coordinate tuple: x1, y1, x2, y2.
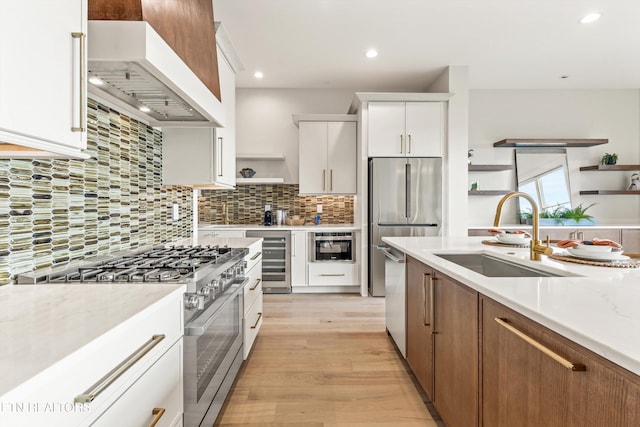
(468, 190, 511, 196)
(580, 165, 640, 171)
(494, 139, 608, 147)
(579, 190, 640, 195)
(468, 164, 513, 171)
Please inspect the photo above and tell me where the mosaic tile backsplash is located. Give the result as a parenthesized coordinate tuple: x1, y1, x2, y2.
(0, 99, 193, 285)
(198, 184, 354, 225)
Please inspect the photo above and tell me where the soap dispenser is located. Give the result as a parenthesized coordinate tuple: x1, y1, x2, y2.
(263, 204, 273, 226)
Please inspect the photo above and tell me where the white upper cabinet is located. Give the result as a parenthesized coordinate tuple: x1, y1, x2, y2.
(368, 102, 442, 157)
(0, 0, 88, 159)
(299, 121, 356, 194)
(162, 42, 237, 188)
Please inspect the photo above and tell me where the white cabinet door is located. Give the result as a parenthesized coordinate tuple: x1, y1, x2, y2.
(213, 51, 236, 187)
(162, 127, 215, 185)
(327, 122, 356, 194)
(405, 102, 442, 157)
(299, 122, 329, 194)
(0, 0, 87, 158)
(291, 231, 308, 287)
(368, 102, 406, 157)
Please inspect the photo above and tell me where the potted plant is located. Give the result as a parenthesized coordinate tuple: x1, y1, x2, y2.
(538, 203, 597, 226)
(239, 167, 256, 178)
(601, 153, 618, 165)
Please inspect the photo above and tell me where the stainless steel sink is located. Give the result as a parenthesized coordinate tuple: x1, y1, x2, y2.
(435, 253, 575, 277)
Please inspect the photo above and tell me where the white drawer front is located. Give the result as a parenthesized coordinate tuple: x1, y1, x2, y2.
(245, 240, 263, 272)
(308, 263, 358, 286)
(243, 296, 263, 360)
(92, 339, 183, 427)
(243, 262, 263, 316)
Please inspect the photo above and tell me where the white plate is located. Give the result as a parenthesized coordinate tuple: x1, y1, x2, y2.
(567, 248, 629, 261)
(569, 244, 614, 253)
(495, 234, 531, 245)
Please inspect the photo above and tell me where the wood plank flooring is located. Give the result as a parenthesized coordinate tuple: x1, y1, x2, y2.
(214, 294, 439, 427)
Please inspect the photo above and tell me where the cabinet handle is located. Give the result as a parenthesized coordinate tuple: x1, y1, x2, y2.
(319, 273, 346, 277)
(74, 334, 166, 403)
(400, 135, 404, 153)
(430, 276, 437, 333)
(494, 317, 586, 371)
(250, 278, 262, 291)
(217, 137, 224, 177)
(408, 134, 412, 153)
(250, 251, 262, 261)
(330, 169, 333, 191)
(71, 32, 86, 132)
(251, 312, 263, 329)
(148, 408, 166, 427)
(322, 169, 326, 191)
(422, 273, 430, 326)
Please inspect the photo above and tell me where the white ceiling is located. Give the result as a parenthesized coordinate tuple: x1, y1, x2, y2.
(213, 0, 640, 91)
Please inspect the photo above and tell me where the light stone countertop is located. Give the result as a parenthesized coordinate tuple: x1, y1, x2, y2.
(199, 223, 360, 231)
(0, 284, 185, 397)
(174, 236, 262, 247)
(382, 236, 640, 376)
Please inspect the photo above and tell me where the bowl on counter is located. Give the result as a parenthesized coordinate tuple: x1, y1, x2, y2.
(495, 233, 530, 245)
(239, 169, 256, 178)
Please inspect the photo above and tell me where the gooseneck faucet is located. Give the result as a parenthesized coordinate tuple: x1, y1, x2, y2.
(493, 191, 552, 261)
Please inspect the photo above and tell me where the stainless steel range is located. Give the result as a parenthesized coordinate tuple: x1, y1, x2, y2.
(17, 245, 249, 427)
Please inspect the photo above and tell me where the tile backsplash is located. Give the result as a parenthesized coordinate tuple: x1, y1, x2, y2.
(199, 184, 354, 225)
(0, 99, 193, 285)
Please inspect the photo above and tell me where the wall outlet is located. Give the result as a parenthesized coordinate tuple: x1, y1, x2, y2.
(316, 204, 323, 213)
(172, 203, 180, 221)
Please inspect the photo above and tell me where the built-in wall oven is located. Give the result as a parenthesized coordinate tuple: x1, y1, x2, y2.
(311, 232, 355, 262)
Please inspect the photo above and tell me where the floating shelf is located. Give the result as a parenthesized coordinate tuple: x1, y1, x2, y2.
(236, 153, 286, 160)
(236, 177, 285, 184)
(579, 165, 640, 171)
(494, 139, 608, 148)
(468, 190, 511, 196)
(468, 164, 513, 171)
(579, 190, 640, 195)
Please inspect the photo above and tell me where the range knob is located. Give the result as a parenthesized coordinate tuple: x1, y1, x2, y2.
(200, 285, 213, 297)
(184, 294, 203, 311)
(210, 279, 222, 292)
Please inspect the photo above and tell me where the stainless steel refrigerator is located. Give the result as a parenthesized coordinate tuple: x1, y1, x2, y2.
(368, 157, 442, 296)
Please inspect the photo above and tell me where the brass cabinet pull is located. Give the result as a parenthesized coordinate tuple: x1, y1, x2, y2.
(422, 273, 430, 326)
(408, 134, 412, 153)
(400, 135, 404, 153)
(251, 312, 263, 329)
(75, 334, 166, 403)
(322, 169, 326, 191)
(250, 251, 262, 261)
(217, 137, 224, 177)
(495, 317, 586, 371)
(250, 278, 262, 291)
(71, 32, 86, 132)
(148, 408, 166, 427)
(330, 169, 333, 191)
(429, 276, 436, 333)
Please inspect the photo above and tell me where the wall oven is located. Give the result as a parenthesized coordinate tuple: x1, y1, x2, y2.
(311, 232, 355, 262)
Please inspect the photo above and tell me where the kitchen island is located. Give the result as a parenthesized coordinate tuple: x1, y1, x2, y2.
(383, 235, 640, 427)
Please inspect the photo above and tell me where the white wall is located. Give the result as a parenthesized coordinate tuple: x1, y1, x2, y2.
(235, 88, 354, 183)
(468, 89, 640, 226)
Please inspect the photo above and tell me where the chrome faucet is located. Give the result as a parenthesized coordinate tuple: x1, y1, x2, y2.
(493, 191, 552, 261)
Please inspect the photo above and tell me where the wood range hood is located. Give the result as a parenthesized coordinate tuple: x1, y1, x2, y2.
(88, 0, 226, 127)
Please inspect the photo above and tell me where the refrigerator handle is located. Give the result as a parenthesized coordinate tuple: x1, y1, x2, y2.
(405, 162, 411, 218)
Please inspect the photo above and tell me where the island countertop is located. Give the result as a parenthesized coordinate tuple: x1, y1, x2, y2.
(382, 236, 640, 376)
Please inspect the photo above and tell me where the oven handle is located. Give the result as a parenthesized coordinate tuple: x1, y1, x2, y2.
(312, 235, 354, 241)
(185, 277, 249, 336)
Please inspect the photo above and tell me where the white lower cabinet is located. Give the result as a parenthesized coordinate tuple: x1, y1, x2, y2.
(92, 339, 183, 427)
(243, 240, 263, 359)
(291, 230, 308, 287)
(308, 262, 358, 286)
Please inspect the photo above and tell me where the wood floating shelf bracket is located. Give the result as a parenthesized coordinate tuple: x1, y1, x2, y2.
(494, 139, 608, 148)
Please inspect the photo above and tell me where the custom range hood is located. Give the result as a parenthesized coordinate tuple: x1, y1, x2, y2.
(87, 0, 225, 127)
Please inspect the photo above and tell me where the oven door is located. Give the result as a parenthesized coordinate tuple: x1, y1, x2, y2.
(183, 278, 246, 427)
(312, 233, 355, 262)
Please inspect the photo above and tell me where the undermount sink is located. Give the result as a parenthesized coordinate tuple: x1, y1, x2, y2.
(435, 253, 576, 278)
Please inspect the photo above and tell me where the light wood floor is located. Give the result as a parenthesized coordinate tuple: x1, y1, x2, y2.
(214, 294, 439, 427)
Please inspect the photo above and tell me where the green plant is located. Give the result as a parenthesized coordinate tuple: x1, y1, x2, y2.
(241, 167, 254, 172)
(601, 153, 618, 165)
(559, 203, 596, 223)
(520, 204, 596, 224)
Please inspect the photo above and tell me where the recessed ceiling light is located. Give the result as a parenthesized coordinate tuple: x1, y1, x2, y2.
(139, 105, 151, 113)
(89, 76, 104, 86)
(366, 49, 378, 58)
(579, 12, 602, 24)
(254, 71, 264, 79)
